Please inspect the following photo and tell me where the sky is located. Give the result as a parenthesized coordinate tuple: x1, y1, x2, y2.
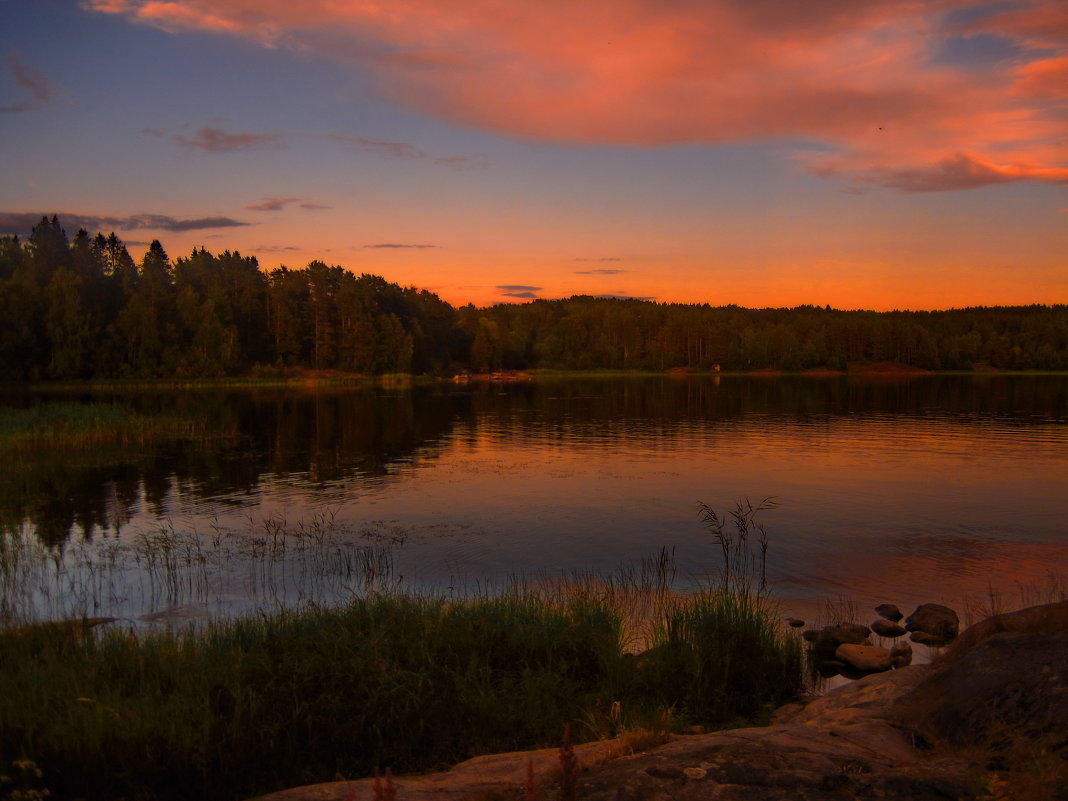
(1, 0, 1066, 310)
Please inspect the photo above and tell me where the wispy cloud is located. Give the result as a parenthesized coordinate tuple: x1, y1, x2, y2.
(433, 155, 489, 171)
(364, 243, 437, 249)
(248, 197, 333, 213)
(497, 284, 541, 292)
(575, 268, 629, 275)
(247, 197, 300, 212)
(173, 126, 283, 153)
(87, 0, 1068, 193)
(254, 244, 302, 253)
(1, 51, 58, 113)
(0, 211, 251, 235)
(500, 291, 539, 299)
(329, 135, 486, 170)
(575, 257, 622, 262)
(329, 135, 425, 160)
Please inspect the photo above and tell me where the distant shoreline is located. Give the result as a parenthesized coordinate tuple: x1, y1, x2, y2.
(8, 364, 1068, 392)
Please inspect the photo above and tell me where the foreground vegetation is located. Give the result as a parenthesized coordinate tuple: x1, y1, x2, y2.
(0, 500, 804, 801)
(0, 587, 802, 801)
(2, 216, 1067, 381)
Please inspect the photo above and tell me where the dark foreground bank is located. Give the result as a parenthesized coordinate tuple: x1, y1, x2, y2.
(0, 588, 802, 801)
(252, 602, 1068, 801)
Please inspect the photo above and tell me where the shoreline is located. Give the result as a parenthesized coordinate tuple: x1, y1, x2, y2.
(8, 366, 1068, 392)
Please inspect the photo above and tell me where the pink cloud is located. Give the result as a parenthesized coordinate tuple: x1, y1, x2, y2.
(327, 134, 425, 160)
(87, 1, 1068, 192)
(858, 152, 1068, 193)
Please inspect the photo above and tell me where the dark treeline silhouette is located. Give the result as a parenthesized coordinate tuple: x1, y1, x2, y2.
(2, 216, 1067, 380)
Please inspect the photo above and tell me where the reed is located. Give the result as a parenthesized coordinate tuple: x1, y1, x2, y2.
(0, 512, 395, 629)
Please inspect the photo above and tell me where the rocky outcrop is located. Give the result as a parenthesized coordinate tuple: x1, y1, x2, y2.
(248, 604, 1068, 801)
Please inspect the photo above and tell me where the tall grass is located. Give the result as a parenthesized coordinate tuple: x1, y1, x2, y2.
(0, 403, 206, 453)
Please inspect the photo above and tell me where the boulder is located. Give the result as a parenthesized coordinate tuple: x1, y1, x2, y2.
(804, 623, 874, 671)
(785, 617, 806, 628)
(871, 619, 907, 638)
(829, 622, 873, 644)
(835, 643, 893, 673)
(904, 603, 958, 646)
(890, 641, 913, 668)
(875, 603, 903, 622)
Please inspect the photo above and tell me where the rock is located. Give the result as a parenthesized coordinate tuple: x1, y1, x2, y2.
(910, 630, 951, 647)
(835, 643, 892, 673)
(785, 617, 805, 628)
(875, 603, 903, 622)
(890, 641, 913, 668)
(871, 619, 907, 638)
(828, 622, 873, 644)
(904, 603, 958, 645)
(804, 623, 872, 665)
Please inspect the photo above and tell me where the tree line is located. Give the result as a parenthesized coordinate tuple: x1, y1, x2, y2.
(1, 216, 1066, 380)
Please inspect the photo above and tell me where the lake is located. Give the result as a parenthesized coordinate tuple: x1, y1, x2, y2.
(2, 374, 1066, 628)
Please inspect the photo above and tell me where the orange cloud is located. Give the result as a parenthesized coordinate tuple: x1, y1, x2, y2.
(86, 1, 1067, 192)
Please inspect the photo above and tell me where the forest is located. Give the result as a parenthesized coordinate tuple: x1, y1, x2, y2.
(2, 216, 1067, 380)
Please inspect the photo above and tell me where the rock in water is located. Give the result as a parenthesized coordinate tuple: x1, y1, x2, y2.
(785, 617, 806, 628)
(835, 643, 893, 673)
(804, 622, 875, 676)
(904, 603, 959, 646)
(890, 641, 913, 668)
(875, 603, 903, 622)
(871, 619, 907, 638)
(828, 622, 873, 645)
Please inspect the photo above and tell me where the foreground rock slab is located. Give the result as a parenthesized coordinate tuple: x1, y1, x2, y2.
(248, 669, 970, 801)
(249, 602, 1068, 801)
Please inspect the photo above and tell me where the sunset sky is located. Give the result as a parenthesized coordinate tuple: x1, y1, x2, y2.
(1, 0, 1066, 309)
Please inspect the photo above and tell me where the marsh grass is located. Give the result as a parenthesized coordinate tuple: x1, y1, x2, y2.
(963, 571, 1068, 628)
(0, 403, 208, 453)
(0, 580, 802, 801)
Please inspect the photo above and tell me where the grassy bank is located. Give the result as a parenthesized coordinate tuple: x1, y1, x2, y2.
(0, 585, 803, 801)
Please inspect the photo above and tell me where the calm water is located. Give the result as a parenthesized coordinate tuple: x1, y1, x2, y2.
(3, 375, 1067, 625)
